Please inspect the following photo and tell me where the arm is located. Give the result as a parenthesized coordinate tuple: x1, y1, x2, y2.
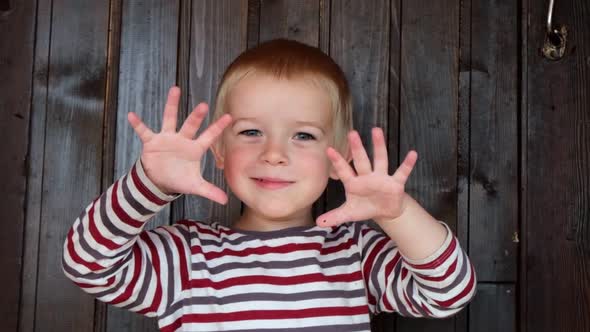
(357, 217, 476, 318)
(317, 128, 477, 317)
(62, 158, 189, 317)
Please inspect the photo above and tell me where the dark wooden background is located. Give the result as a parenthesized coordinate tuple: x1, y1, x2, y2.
(1, 0, 588, 331)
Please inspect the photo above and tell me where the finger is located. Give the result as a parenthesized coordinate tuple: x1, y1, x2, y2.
(349, 131, 372, 175)
(194, 180, 229, 205)
(326, 147, 356, 182)
(179, 103, 209, 139)
(161, 86, 181, 133)
(127, 112, 155, 143)
(194, 113, 233, 150)
(372, 127, 388, 174)
(391, 150, 418, 185)
(315, 205, 351, 227)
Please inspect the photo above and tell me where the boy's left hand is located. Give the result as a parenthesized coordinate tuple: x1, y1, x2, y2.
(316, 128, 418, 227)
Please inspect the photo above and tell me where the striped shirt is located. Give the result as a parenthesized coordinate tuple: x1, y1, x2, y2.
(62, 158, 477, 331)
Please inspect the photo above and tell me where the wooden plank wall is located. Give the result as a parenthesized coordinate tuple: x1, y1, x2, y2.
(2, 0, 588, 331)
(524, 0, 590, 331)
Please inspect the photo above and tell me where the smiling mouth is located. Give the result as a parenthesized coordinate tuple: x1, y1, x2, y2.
(252, 178, 294, 189)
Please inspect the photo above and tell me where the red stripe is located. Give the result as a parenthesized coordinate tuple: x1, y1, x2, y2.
(110, 245, 142, 305)
(407, 237, 457, 270)
(162, 305, 369, 328)
(194, 222, 235, 237)
(137, 232, 163, 315)
(434, 263, 476, 307)
(362, 237, 389, 305)
(192, 242, 320, 260)
(74, 275, 116, 289)
(131, 164, 169, 205)
(320, 237, 355, 255)
(87, 202, 120, 250)
(381, 252, 401, 311)
(66, 228, 105, 271)
(191, 237, 356, 260)
(403, 292, 418, 315)
(111, 180, 144, 229)
(190, 271, 363, 290)
(164, 228, 189, 290)
(421, 303, 433, 316)
(416, 255, 458, 282)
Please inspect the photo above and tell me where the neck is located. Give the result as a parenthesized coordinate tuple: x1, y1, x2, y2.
(233, 207, 315, 232)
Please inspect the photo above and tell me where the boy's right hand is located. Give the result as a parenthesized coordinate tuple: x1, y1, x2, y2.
(127, 86, 232, 205)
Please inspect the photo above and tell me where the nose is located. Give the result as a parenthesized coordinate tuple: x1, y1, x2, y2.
(261, 140, 289, 166)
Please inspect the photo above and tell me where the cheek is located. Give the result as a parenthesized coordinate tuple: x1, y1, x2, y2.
(223, 146, 254, 180)
(295, 149, 331, 174)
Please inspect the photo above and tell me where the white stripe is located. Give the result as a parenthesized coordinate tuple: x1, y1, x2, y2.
(160, 313, 370, 331)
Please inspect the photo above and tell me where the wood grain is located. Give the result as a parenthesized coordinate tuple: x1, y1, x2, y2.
(525, 0, 590, 330)
(0, 0, 36, 330)
(34, 1, 109, 331)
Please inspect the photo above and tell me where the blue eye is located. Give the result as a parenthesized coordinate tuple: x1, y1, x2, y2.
(294, 132, 315, 140)
(239, 129, 262, 137)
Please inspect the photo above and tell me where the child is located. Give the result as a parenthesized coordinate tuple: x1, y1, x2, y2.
(63, 39, 477, 331)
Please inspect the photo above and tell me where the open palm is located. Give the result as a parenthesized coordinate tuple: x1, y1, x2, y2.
(127, 86, 232, 204)
(316, 128, 418, 226)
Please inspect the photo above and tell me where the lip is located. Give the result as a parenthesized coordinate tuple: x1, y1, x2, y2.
(251, 177, 295, 190)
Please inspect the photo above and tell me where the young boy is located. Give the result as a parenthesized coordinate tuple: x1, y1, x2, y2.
(63, 39, 476, 331)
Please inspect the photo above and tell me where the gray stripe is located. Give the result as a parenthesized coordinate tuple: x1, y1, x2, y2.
(93, 264, 131, 299)
(63, 248, 134, 281)
(369, 239, 392, 306)
(152, 230, 176, 309)
(118, 248, 154, 312)
(221, 322, 371, 332)
(75, 208, 112, 262)
(360, 232, 382, 261)
(414, 249, 468, 294)
(122, 173, 158, 215)
(404, 277, 429, 316)
(99, 183, 135, 240)
(390, 263, 412, 316)
(198, 224, 352, 248)
(191, 254, 360, 275)
(164, 288, 367, 316)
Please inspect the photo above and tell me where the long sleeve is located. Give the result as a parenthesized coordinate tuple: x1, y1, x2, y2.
(62, 158, 190, 318)
(356, 221, 477, 318)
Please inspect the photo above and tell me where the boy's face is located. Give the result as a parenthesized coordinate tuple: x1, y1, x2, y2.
(213, 74, 338, 223)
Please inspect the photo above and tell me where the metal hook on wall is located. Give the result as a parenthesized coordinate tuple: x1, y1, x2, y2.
(542, 0, 567, 61)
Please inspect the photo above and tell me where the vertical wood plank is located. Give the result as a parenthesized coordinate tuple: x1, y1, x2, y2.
(94, 0, 123, 331)
(18, 0, 51, 330)
(525, 0, 590, 330)
(372, 0, 401, 329)
(456, 0, 471, 330)
(329, 1, 390, 329)
(469, 284, 515, 332)
(259, 0, 320, 46)
(185, 0, 248, 226)
(0, 0, 37, 330)
(247, 0, 260, 49)
(397, 0, 459, 331)
(34, 1, 109, 331)
(107, 1, 179, 331)
(469, 0, 519, 283)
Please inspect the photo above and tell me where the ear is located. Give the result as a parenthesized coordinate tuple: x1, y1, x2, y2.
(328, 145, 352, 180)
(211, 142, 225, 170)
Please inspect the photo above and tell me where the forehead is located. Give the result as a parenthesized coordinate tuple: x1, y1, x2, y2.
(227, 73, 333, 126)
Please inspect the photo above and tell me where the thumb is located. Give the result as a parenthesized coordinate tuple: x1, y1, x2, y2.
(316, 205, 351, 227)
(192, 179, 228, 205)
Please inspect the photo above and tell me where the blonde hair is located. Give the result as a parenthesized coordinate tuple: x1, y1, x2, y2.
(211, 39, 353, 154)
